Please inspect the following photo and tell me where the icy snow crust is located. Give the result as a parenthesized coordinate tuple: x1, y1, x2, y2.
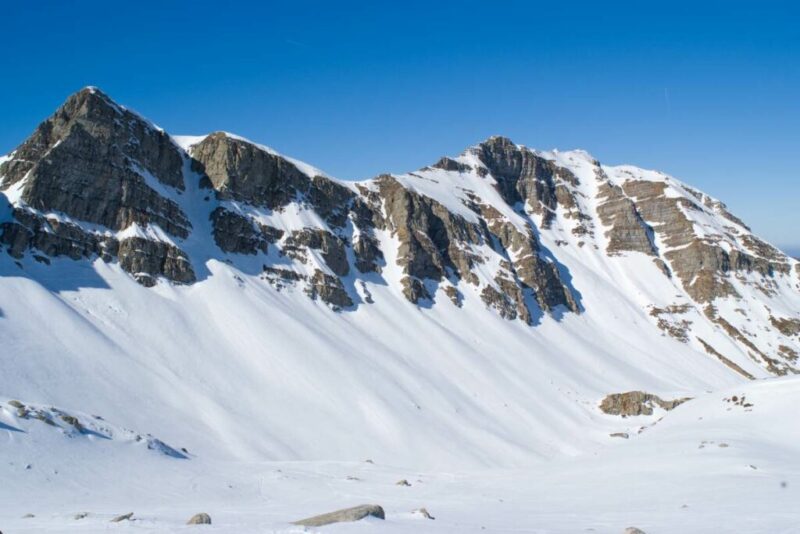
(1, 134, 799, 532)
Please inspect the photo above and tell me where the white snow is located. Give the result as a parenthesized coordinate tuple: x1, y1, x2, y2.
(1, 135, 799, 532)
(1, 374, 798, 533)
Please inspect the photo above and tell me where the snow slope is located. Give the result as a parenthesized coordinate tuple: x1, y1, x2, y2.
(1, 92, 799, 531)
(1, 376, 798, 533)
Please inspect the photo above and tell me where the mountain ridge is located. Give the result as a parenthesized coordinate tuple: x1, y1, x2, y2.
(1, 87, 798, 385)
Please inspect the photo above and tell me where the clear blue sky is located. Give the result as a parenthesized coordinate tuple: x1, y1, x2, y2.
(1, 1, 798, 253)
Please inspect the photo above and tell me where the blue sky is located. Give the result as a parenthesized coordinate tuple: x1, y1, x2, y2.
(1, 1, 798, 253)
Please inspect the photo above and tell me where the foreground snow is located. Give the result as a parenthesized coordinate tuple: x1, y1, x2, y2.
(2, 377, 798, 533)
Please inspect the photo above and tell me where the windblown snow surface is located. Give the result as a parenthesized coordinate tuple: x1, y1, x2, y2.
(1, 139, 799, 533)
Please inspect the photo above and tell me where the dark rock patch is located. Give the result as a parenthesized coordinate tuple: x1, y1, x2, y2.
(599, 391, 691, 416)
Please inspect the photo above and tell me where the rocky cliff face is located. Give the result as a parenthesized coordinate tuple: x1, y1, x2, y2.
(1, 88, 798, 378)
(0, 88, 194, 284)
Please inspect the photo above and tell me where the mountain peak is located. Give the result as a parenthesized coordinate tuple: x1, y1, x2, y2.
(478, 135, 517, 149)
(59, 85, 123, 116)
(2, 90, 798, 382)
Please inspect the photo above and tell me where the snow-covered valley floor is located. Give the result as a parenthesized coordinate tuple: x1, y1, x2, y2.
(2, 377, 798, 533)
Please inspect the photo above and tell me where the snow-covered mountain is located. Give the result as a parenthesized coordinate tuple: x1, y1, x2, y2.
(1, 88, 799, 532)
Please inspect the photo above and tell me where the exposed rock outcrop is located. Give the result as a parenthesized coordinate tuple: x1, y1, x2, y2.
(599, 391, 691, 416)
(378, 175, 487, 284)
(649, 304, 692, 342)
(306, 269, 353, 309)
(0, 206, 195, 287)
(401, 276, 431, 304)
(186, 513, 212, 525)
(1, 208, 114, 261)
(190, 132, 359, 228)
(770, 315, 800, 337)
(292, 504, 385, 527)
(0, 88, 190, 238)
(285, 228, 349, 277)
(413, 507, 435, 520)
(621, 179, 789, 302)
(432, 156, 472, 173)
(474, 136, 582, 229)
(210, 207, 275, 255)
(379, 173, 578, 315)
(110, 512, 134, 523)
(117, 237, 195, 287)
(353, 233, 383, 273)
(595, 178, 656, 256)
(480, 204, 578, 314)
(190, 132, 310, 209)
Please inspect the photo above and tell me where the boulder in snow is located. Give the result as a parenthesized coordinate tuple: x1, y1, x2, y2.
(110, 512, 134, 522)
(187, 512, 212, 525)
(292, 504, 385, 527)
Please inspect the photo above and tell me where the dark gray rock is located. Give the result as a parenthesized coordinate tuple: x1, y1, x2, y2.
(306, 269, 352, 309)
(210, 207, 269, 255)
(190, 132, 310, 210)
(480, 203, 578, 314)
(284, 229, 349, 277)
(118, 237, 195, 286)
(401, 276, 431, 304)
(353, 233, 383, 273)
(1, 208, 114, 261)
(0, 87, 190, 238)
(378, 175, 487, 287)
(473, 136, 581, 229)
(308, 175, 357, 227)
(0, 206, 194, 287)
(192, 136, 358, 226)
(431, 156, 472, 173)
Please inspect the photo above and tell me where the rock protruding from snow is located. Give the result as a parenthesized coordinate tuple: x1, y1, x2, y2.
(191, 132, 315, 209)
(292, 504, 385, 527)
(600, 391, 691, 416)
(413, 507, 435, 520)
(186, 512, 212, 525)
(1, 398, 188, 459)
(117, 237, 195, 286)
(620, 179, 789, 303)
(472, 136, 584, 230)
(595, 178, 656, 256)
(0, 87, 189, 236)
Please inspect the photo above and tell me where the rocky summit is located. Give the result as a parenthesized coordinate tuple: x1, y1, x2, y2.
(1, 87, 799, 381)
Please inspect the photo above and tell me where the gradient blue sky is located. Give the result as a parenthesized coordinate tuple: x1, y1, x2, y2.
(1, 1, 798, 253)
